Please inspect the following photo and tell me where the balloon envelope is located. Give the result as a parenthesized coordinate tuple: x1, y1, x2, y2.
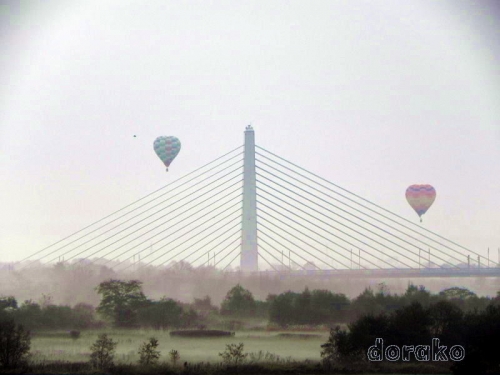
(154, 136, 181, 169)
(405, 184, 436, 218)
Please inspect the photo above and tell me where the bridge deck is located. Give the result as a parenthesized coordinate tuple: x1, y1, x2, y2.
(256, 268, 500, 278)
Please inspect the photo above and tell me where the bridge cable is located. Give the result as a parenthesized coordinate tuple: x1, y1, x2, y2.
(17, 145, 243, 266)
(256, 146, 482, 260)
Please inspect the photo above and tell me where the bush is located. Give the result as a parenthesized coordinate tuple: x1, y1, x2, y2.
(89, 333, 117, 370)
(138, 337, 160, 366)
(0, 319, 31, 370)
(321, 326, 355, 366)
(219, 343, 247, 365)
(69, 330, 81, 340)
(169, 349, 180, 366)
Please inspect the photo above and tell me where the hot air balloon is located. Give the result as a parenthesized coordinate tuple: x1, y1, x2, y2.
(405, 184, 436, 222)
(153, 136, 181, 172)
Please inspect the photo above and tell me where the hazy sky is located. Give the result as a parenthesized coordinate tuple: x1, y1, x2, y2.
(1, 1, 499, 265)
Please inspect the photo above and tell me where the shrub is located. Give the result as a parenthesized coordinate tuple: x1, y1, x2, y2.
(219, 343, 247, 365)
(169, 349, 180, 366)
(0, 319, 31, 370)
(69, 330, 81, 340)
(89, 333, 117, 370)
(138, 337, 160, 366)
(321, 326, 354, 366)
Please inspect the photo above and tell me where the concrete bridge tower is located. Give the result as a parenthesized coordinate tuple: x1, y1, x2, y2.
(240, 125, 258, 272)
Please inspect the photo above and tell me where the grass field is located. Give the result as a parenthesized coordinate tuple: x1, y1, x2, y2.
(27, 329, 453, 374)
(29, 329, 330, 365)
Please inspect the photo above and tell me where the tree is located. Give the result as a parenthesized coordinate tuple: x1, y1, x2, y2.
(220, 284, 256, 317)
(269, 291, 300, 327)
(95, 279, 148, 327)
(180, 307, 199, 328)
(193, 295, 217, 312)
(40, 304, 73, 329)
(89, 333, 117, 370)
(138, 298, 183, 330)
(0, 320, 31, 370)
(347, 313, 391, 361)
(72, 303, 97, 329)
(294, 287, 312, 324)
(321, 326, 354, 366)
(311, 290, 351, 324)
(138, 337, 160, 366)
(388, 302, 432, 346)
(439, 287, 476, 300)
(452, 305, 500, 375)
(404, 283, 432, 307)
(428, 300, 464, 344)
(350, 287, 384, 320)
(15, 300, 42, 330)
(0, 296, 17, 310)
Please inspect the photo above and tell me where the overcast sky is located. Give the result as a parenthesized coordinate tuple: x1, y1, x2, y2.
(1, 1, 499, 266)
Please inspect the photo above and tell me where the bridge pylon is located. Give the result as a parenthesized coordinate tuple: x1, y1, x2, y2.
(240, 125, 258, 272)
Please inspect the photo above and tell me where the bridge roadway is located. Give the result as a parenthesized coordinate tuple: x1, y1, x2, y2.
(255, 267, 500, 279)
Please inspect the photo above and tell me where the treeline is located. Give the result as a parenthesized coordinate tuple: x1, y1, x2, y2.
(267, 283, 499, 327)
(1, 280, 499, 331)
(0, 296, 100, 330)
(0, 284, 208, 331)
(321, 301, 500, 375)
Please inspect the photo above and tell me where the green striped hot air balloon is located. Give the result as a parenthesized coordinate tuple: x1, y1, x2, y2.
(153, 136, 181, 172)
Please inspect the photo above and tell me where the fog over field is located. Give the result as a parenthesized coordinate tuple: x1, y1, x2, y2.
(0, 262, 498, 308)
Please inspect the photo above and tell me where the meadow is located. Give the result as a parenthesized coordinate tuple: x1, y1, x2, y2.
(29, 329, 330, 366)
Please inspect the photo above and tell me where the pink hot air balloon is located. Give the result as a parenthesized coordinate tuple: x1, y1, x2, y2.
(405, 185, 436, 222)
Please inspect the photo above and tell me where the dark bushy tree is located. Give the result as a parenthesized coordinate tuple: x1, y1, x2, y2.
(310, 289, 350, 323)
(15, 300, 42, 330)
(439, 287, 476, 300)
(428, 300, 464, 344)
(452, 305, 500, 375)
(180, 307, 199, 328)
(347, 313, 391, 360)
(254, 300, 270, 318)
(220, 284, 256, 317)
(349, 287, 384, 320)
(95, 279, 148, 327)
(321, 326, 356, 366)
(388, 302, 432, 346)
(293, 287, 312, 324)
(404, 283, 433, 307)
(138, 298, 183, 330)
(268, 291, 299, 327)
(269, 288, 351, 326)
(0, 296, 17, 310)
(72, 302, 97, 329)
(40, 305, 73, 329)
(0, 320, 31, 370)
(192, 295, 217, 312)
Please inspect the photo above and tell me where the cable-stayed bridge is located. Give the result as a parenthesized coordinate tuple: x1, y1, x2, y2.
(16, 126, 500, 279)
